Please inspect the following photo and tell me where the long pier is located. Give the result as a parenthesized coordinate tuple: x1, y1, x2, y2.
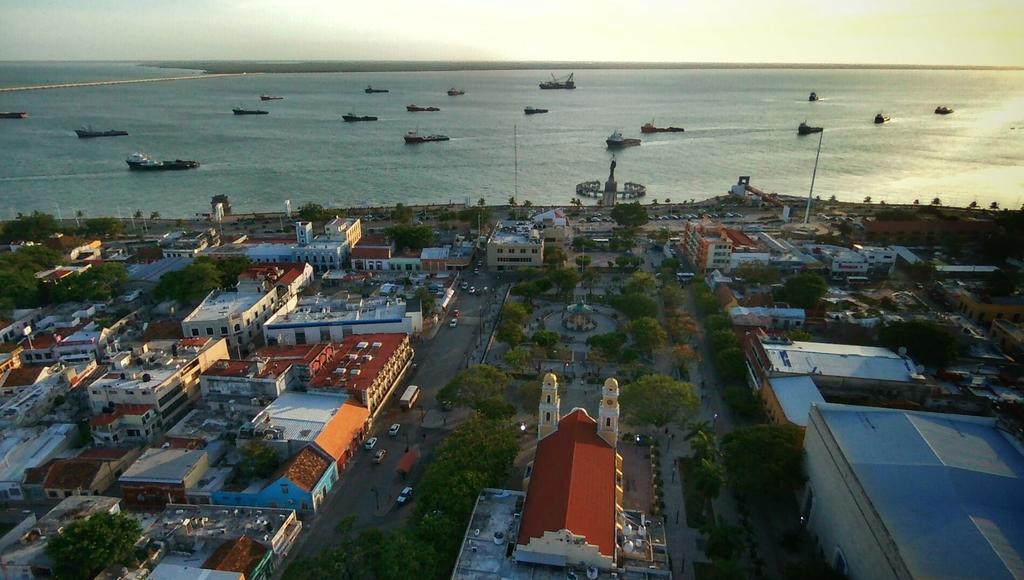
(0, 73, 252, 93)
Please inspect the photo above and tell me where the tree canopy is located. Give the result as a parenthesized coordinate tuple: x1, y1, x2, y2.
(610, 202, 649, 228)
(721, 424, 804, 499)
(297, 202, 340, 222)
(436, 365, 511, 411)
(154, 256, 250, 303)
(45, 511, 142, 580)
(879, 320, 958, 368)
(629, 316, 668, 354)
(620, 374, 698, 429)
(386, 225, 434, 252)
(0, 211, 63, 243)
(732, 262, 781, 285)
(780, 273, 828, 309)
(390, 203, 414, 224)
(51, 263, 128, 303)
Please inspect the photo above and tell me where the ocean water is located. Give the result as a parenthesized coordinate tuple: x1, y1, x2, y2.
(1, 62, 1023, 218)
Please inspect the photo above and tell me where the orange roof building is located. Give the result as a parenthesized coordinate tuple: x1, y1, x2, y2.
(515, 375, 623, 570)
(203, 536, 272, 580)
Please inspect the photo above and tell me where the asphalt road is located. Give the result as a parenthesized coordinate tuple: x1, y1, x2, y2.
(284, 267, 501, 565)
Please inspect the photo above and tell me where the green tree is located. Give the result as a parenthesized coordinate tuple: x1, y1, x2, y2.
(574, 254, 592, 268)
(615, 254, 643, 270)
(630, 316, 668, 353)
(732, 262, 781, 285)
(0, 211, 62, 243)
(52, 263, 128, 303)
(386, 225, 434, 252)
(547, 267, 581, 301)
(414, 287, 438, 317)
(212, 256, 253, 287)
(710, 329, 739, 352)
(705, 313, 732, 333)
(721, 424, 804, 499)
(501, 301, 531, 326)
(623, 271, 658, 296)
(45, 511, 142, 580)
(496, 320, 524, 346)
(6, 244, 64, 270)
(783, 559, 849, 580)
(511, 281, 542, 305)
(0, 268, 43, 310)
(80, 217, 124, 238)
(284, 516, 385, 580)
(713, 348, 747, 382)
(610, 202, 649, 227)
(781, 273, 828, 309)
(620, 374, 698, 430)
(457, 206, 492, 227)
(532, 329, 561, 348)
(504, 346, 532, 372)
(437, 365, 511, 410)
(154, 260, 223, 302)
(543, 247, 567, 268)
(297, 202, 337, 222)
(609, 293, 658, 319)
(587, 331, 629, 359)
(878, 320, 957, 367)
(694, 457, 727, 503)
(237, 440, 281, 481)
(390, 203, 414, 224)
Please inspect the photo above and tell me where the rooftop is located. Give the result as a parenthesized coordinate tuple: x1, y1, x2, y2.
(767, 376, 824, 427)
(452, 489, 526, 580)
(759, 338, 921, 382)
(517, 409, 617, 558)
(307, 333, 408, 392)
(150, 565, 243, 580)
(812, 403, 1024, 580)
(202, 536, 269, 577)
(248, 392, 349, 443)
(265, 296, 412, 329)
(491, 223, 541, 245)
(275, 445, 332, 491)
(42, 458, 107, 491)
(119, 447, 210, 484)
(184, 291, 268, 323)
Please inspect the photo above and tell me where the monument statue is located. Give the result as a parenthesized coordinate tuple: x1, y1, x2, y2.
(608, 158, 617, 181)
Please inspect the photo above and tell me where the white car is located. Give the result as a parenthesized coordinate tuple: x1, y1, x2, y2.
(449, 318, 458, 328)
(388, 423, 401, 437)
(363, 437, 378, 450)
(373, 449, 388, 464)
(396, 486, 414, 505)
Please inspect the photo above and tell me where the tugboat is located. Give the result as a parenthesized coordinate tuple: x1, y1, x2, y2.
(934, 106, 954, 115)
(447, 88, 465, 96)
(75, 127, 128, 138)
(874, 113, 891, 124)
(365, 86, 389, 94)
(407, 105, 441, 112)
(260, 95, 284, 101)
(808, 91, 818, 102)
(342, 114, 378, 122)
(233, 108, 269, 115)
(641, 122, 684, 133)
(539, 73, 575, 90)
(125, 152, 199, 171)
(0, 112, 27, 119)
(798, 121, 823, 135)
(606, 130, 641, 149)
(404, 131, 449, 144)
(524, 107, 549, 115)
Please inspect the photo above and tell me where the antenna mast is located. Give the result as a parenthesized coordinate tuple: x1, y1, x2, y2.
(804, 130, 824, 224)
(514, 124, 519, 206)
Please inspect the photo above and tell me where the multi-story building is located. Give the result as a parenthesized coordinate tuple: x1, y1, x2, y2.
(956, 290, 1024, 325)
(182, 289, 282, 353)
(302, 334, 413, 417)
(264, 295, 423, 343)
(118, 444, 225, 511)
(531, 208, 571, 250)
(87, 338, 229, 435)
(0, 424, 76, 501)
(0, 308, 43, 344)
(682, 221, 737, 274)
(486, 222, 544, 270)
(991, 319, 1024, 357)
(200, 358, 294, 401)
(236, 263, 313, 299)
(802, 403, 1024, 580)
(161, 229, 221, 258)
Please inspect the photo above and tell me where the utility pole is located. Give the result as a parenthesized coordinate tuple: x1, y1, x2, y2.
(513, 124, 518, 206)
(804, 130, 824, 224)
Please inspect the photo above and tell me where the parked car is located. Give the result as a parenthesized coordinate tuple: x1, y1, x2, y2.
(364, 437, 378, 450)
(373, 449, 387, 464)
(396, 486, 414, 506)
(460, 282, 469, 290)
(453, 309, 462, 318)
(449, 318, 458, 328)
(469, 286, 477, 294)
(388, 423, 401, 437)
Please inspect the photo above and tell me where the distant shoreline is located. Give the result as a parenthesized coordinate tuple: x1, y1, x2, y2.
(141, 60, 1024, 75)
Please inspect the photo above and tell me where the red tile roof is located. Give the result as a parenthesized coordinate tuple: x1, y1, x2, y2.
(1, 365, 49, 388)
(517, 409, 617, 557)
(238, 263, 308, 288)
(90, 403, 154, 427)
(23, 459, 59, 486)
(308, 334, 408, 393)
(276, 445, 332, 492)
(357, 234, 390, 247)
(43, 459, 107, 491)
(351, 246, 392, 260)
(203, 536, 269, 577)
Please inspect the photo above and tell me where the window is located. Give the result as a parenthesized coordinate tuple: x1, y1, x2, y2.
(545, 412, 551, 422)
(206, 327, 214, 336)
(234, 324, 241, 332)
(281, 483, 290, 494)
(295, 331, 307, 345)
(191, 328, 200, 337)
(221, 326, 229, 335)
(320, 328, 331, 342)
(605, 417, 611, 427)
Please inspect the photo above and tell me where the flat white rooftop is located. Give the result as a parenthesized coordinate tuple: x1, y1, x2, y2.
(184, 291, 266, 322)
(762, 339, 919, 382)
(768, 376, 824, 427)
(252, 392, 348, 442)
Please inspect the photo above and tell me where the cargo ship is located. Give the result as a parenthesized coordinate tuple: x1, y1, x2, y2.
(808, 91, 818, 102)
(126, 152, 199, 171)
(407, 105, 440, 112)
(874, 113, 891, 124)
(260, 95, 284, 101)
(233, 108, 269, 115)
(641, 122, 684, 133)
(365, 86, 389, 93)
(798, 122, 823, 135)
(540, 73, 575, 90)
(524, 107, 549, 115)
(404, 131, 449, 144)
(934, 106, 954, 115)
(447, 88, 465, 96)
(343, 114, 378, 122)
(606, 130, 640, 149)
(0, 112, 27, 119)
(75, 127, 128, 138)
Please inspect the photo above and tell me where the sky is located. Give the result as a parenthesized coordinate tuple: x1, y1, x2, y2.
(1, 0, 1022, 66)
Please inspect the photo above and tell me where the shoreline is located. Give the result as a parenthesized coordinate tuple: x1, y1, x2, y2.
(143, 60, 1024, 75)
(0, 72, 251, 93)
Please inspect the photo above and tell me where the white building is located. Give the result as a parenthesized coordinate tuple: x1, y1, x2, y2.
(487, 222, 544, 270)
(803, 403, 1024, 579)
(182, 290, 282, 353)
(729, 306, 805, 330)
(264, 296, 422, 345)
(0, 424, 76, 501)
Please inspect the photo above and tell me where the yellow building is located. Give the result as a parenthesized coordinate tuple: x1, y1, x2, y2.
(957, 291, 1024, 324)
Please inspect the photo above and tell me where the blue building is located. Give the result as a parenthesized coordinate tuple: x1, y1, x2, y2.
(213, 445, 337, 513)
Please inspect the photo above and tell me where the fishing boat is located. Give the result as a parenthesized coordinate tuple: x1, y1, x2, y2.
(0, 112, 27, 119)
(798, 121, 823, 135)
(342, 114, 378, 122)
(260, 95, 284, 101)
(365, 86, 389, 93)
(874, 113, 891, 124)
(76, 127, 128, 138)
(524, 107, 549, 115)
(407, 105, 441, 112)
(233, 108, 269, 115)
(539, 73, 575, 90)
(808, 92, 818, 102)
(641, 122, 684, 133)
(404, 131, 449, 144)
(934, 106, 954, 115)
(447, 88, 465, 96)
(126, 152, 199, 171)
(606, 130, 641, 149)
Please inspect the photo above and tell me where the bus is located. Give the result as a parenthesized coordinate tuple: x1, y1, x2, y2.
(399, 385, 421, 410)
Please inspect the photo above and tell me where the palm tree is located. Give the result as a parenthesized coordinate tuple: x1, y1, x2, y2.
(133, 210, 143, 219)
(693, 458, 726, 503)
(150, 211, 161, 220)
(829, 194, 837, 203)
(477, 197, 485, 207)
(931, 197, 942, 206)
(913, 199, 920, 205)
(990, 201, 1000, 210)
(508, 196, 517, 206)
(863, 196, 872, 204)
(522, 200, 533, 208)
(75, 210, 85, 218)
(664, 198, 671, 204)
(968, 201, 978, 209)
